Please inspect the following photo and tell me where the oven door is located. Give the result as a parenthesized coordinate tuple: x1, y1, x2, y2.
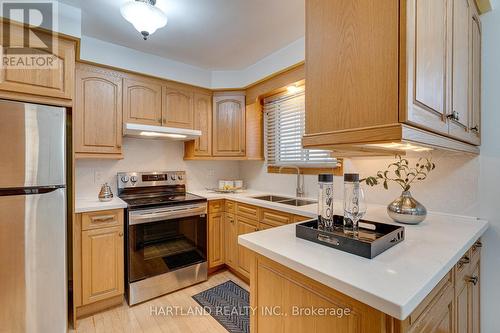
(127, 203, 207, 283)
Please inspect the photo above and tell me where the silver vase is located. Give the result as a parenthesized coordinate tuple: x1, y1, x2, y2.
(387, 191, 427, 225)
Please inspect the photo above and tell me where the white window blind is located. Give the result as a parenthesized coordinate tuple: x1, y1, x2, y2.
(264, 90, 337, 167)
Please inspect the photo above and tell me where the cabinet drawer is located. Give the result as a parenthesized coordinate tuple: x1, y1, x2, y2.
(260, 208, 292, 227)
(236, 203, 260, 221)
(470, 239, 482, 265)
(81, 209, 123, 231)
(225, 200, 236, 214)
(455, 252, 472, 290)
(209, 200, 224, 214)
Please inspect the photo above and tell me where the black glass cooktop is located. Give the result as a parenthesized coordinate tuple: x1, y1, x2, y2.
(119, 192, 207, 209)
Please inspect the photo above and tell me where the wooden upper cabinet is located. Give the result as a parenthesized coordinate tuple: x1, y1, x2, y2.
(237, 216, 257, 279)
(470, 10, 482, 145)
(162, 86, 194, 129)
(303, 0, 482, 154)
(213, 93, 246, 157)
(0, 21, 75, 103)
(405, 0, 449, 135)
(123, 77, 162, 126)
(192, 92, 212, 156)
(305, 0, 399, 134)
(449, 0, 473, 141)
(74, 64, 123, 157)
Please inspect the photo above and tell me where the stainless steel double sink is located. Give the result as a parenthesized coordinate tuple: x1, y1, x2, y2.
(252, 195, 317, 207)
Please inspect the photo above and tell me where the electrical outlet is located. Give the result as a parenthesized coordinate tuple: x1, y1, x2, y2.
(94, 170, 104, 185)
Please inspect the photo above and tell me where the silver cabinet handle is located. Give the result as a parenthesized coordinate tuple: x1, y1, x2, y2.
(458, 256, 470, 269)
(466, 276, 479, 286)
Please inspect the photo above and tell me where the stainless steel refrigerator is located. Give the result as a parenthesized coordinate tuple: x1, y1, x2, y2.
(0, 100, 67, 333)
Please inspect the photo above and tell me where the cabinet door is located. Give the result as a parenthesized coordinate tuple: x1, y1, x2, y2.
(0, 22, 75, 101)
(411, 287, 454, 333)
(405, 0, 449, 135)
(470, 12, 481, 145)
(213, 94, 246, 157)
(456, 278, 469, 333)
(208, 212, 224, 268)
(123, 78, 162, 126)
(449, 0, 473, 141)
(81, 226, 124, 305)
(469, 262, 480, 333)
(237, 217, 258, 279)
(224, 213, 238, 269)
(74, 64, 122, 156)
(162, 86, 194, 129)
(193, 93, 212, 156)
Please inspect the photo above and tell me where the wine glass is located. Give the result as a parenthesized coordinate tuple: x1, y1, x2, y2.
(344, 184, 367, 237)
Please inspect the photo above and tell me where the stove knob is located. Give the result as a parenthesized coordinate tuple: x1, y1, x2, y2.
(178, 174, 183, 180)
(121, 176, 129, 183)
(130, 176, 138, 183)
(171, 174, 176, 181)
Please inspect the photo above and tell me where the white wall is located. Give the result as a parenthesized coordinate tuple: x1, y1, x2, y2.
(80, 36, 213, 88)
(478, 5, 500, 332)
(80, 35, 306, 89)
(210, 37, 305, 89)
(75, 137, 240, 198)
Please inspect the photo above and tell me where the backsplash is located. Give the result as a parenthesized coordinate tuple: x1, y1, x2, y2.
(241, 151, 480, 216)
(75, 137, 240, 198)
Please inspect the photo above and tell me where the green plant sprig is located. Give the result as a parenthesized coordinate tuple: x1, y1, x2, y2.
(361, 155, 436, 191)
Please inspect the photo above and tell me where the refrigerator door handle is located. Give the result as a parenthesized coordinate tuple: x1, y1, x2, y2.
(0, 185, 65, 197)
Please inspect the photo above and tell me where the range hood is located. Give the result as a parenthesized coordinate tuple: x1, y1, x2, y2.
(123, 123, 202, 141)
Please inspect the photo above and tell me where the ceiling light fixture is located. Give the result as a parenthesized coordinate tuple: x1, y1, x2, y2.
(120, 0, 167, 40)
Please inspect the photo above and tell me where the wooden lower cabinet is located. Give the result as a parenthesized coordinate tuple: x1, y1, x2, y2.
(224, 212, 238, 270)
(470, 262, 480, 333)
(237, 216, 258, 279)
(251, 255, 388, 333)
(73, 209, 124, 323)
(208, 211, 225, 268)
(81, 225, 124, 305)
(249, 241, 482, 333)
(455, 246, 482, 333)
(207, 199, 310, 280)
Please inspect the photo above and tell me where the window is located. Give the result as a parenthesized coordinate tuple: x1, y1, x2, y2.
(264, 88, 337, 167)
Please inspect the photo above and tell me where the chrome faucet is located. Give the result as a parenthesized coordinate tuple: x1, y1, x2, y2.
(279, 165, 305, 198)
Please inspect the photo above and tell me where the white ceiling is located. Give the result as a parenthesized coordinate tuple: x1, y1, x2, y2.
(57, 0, 305, 70)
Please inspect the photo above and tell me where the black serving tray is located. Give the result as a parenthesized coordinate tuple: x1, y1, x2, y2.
(296, 215, 404, 259)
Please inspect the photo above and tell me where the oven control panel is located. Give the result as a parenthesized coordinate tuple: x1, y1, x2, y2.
(118, 171, 186, 189)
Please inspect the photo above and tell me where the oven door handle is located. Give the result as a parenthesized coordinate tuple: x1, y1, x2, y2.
(129, 204, 207, 225)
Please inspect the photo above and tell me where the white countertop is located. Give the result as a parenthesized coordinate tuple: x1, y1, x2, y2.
(189, 189, 319, 218)
(75, 197, 127, 213)
(236, 199, 488, 320)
